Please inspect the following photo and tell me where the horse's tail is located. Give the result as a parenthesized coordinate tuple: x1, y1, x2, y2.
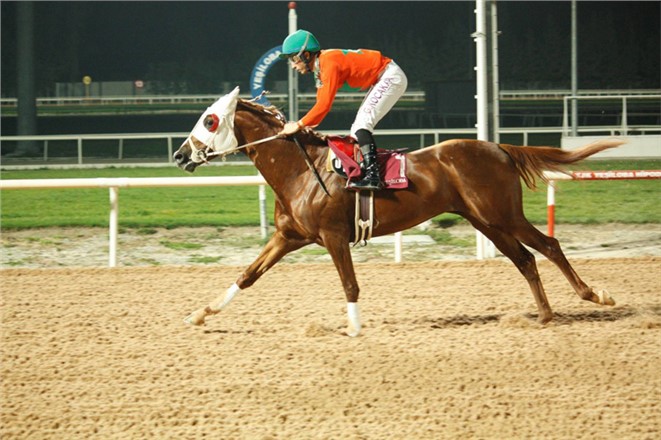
(498, 139, 625, 189)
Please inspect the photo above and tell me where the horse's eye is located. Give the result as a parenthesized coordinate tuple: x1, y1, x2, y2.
(204, 114, 220, 132)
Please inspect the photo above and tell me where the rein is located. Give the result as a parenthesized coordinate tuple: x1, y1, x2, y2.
(205, 134, 283, 160)
(188, 133, 283, 164)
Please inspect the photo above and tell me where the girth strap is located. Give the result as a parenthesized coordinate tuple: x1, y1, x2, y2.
(353, 190, 374, 246)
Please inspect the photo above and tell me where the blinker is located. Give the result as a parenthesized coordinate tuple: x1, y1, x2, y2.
(204, 114, 220, 132)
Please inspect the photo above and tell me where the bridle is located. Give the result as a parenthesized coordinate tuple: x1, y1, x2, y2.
(183, 97, 331, 196)
(187, 131, 330, 196)
(186, 96, 285, 164)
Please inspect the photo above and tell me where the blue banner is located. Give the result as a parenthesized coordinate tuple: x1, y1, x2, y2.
(250, 46, 283, 106)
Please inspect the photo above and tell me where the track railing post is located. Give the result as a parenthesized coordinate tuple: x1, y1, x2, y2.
(167, 137, 174, 163)
(109, 187, 119, 267)
(258, 171, 268, 239)
(77, 137, 83, 165)
(547, 180, 556, 237)
(394, 231, 403, 263)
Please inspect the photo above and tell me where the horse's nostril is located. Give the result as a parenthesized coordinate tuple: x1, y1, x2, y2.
(174, 152, 186, 164)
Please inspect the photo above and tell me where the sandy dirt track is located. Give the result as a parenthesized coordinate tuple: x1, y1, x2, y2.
(1, 257, 660, 439)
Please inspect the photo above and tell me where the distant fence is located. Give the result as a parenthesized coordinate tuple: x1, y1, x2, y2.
(4, 126, 661, 168)
(0, 91, 426, 107)
(562, 94, 661, 136)
(3, 89, 659, 106)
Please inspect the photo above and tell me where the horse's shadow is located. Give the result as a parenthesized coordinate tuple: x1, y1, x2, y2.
(202, 329, 255, 335)
(426, 314, 502, 328)
(426, 305, 660, 329)
(196, 306, 660, 334)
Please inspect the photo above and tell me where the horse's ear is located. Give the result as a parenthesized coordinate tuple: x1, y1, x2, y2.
(229, 86, 240, 99)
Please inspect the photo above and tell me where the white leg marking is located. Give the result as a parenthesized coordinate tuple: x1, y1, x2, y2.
(346, 302, 361, 337)
(209, 283, 241, 312)
(183, 283, 241, 326)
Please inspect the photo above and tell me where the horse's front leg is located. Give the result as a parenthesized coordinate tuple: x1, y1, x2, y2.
(184, 231, 308, 326)
(324, 235, 362, 337)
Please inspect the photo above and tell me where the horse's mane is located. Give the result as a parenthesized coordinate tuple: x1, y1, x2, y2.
(237, 99, 284, 126)
(237, 99, 328, 147)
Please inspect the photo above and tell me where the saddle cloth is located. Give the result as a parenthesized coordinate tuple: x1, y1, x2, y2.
(325, 136, 408, 189)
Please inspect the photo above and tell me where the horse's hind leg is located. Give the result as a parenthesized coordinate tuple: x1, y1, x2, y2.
(184, 231, 309, 326)
(466, 218, 554, 323)
(512, 222, 615, 306)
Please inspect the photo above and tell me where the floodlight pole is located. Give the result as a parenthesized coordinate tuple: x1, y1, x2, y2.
(287, 2, 299, 121)
(571, 0, 578, 136)
(474, 0, 497, 259)
(16, 1, 38, 155)
(490, 0, 500, 144)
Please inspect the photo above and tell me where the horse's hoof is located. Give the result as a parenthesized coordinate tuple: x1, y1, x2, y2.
(537, 312, 554, 325)
(183, 309, 206, 326)
(598, 289, 616, 306)
(345, 325, 361, 337)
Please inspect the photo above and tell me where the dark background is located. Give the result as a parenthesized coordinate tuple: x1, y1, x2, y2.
(2, 0, 659, 97)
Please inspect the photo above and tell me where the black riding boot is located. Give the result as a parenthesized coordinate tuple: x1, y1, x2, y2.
(349, 143, 382, 190)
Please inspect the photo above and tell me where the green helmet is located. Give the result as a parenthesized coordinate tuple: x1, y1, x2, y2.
(279, 29, 321, 59)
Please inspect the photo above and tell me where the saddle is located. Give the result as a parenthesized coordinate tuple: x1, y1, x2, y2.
(325, 136, 409, 246)
(325, 136, 408, 190)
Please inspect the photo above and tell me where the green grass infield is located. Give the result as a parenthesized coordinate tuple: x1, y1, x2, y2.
(1, 159, 659, 229)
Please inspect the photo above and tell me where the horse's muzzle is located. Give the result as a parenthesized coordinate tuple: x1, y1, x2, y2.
(173, 144, 198, 173)
(173, 152, 197, 172)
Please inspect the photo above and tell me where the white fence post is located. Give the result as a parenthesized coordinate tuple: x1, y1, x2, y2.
(77, 138, 83, 165)
(167, 137, 173, 163)
(109, 186, 119, 267)
(547, 180, 556, 237)
(258, 171, 268, 239)
(394, 231, 403, 263)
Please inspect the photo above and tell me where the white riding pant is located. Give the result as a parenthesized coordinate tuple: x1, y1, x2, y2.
(350, 61, 408, 138)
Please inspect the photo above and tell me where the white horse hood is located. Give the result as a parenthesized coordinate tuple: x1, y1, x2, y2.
(188, 86, 240, 156)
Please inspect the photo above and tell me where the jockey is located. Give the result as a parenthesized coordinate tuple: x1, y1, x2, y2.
(277, 29, 408, 191)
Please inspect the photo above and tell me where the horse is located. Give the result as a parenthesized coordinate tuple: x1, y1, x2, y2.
(173, 87, 623, 336)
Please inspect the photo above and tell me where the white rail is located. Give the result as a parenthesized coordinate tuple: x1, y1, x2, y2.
(0, 175, 415, 267)
(0, 175, 266, 189)
(0, 176, 266, 267)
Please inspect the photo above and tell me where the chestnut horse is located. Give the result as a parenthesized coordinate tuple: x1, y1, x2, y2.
(174, 87, 622, 336)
